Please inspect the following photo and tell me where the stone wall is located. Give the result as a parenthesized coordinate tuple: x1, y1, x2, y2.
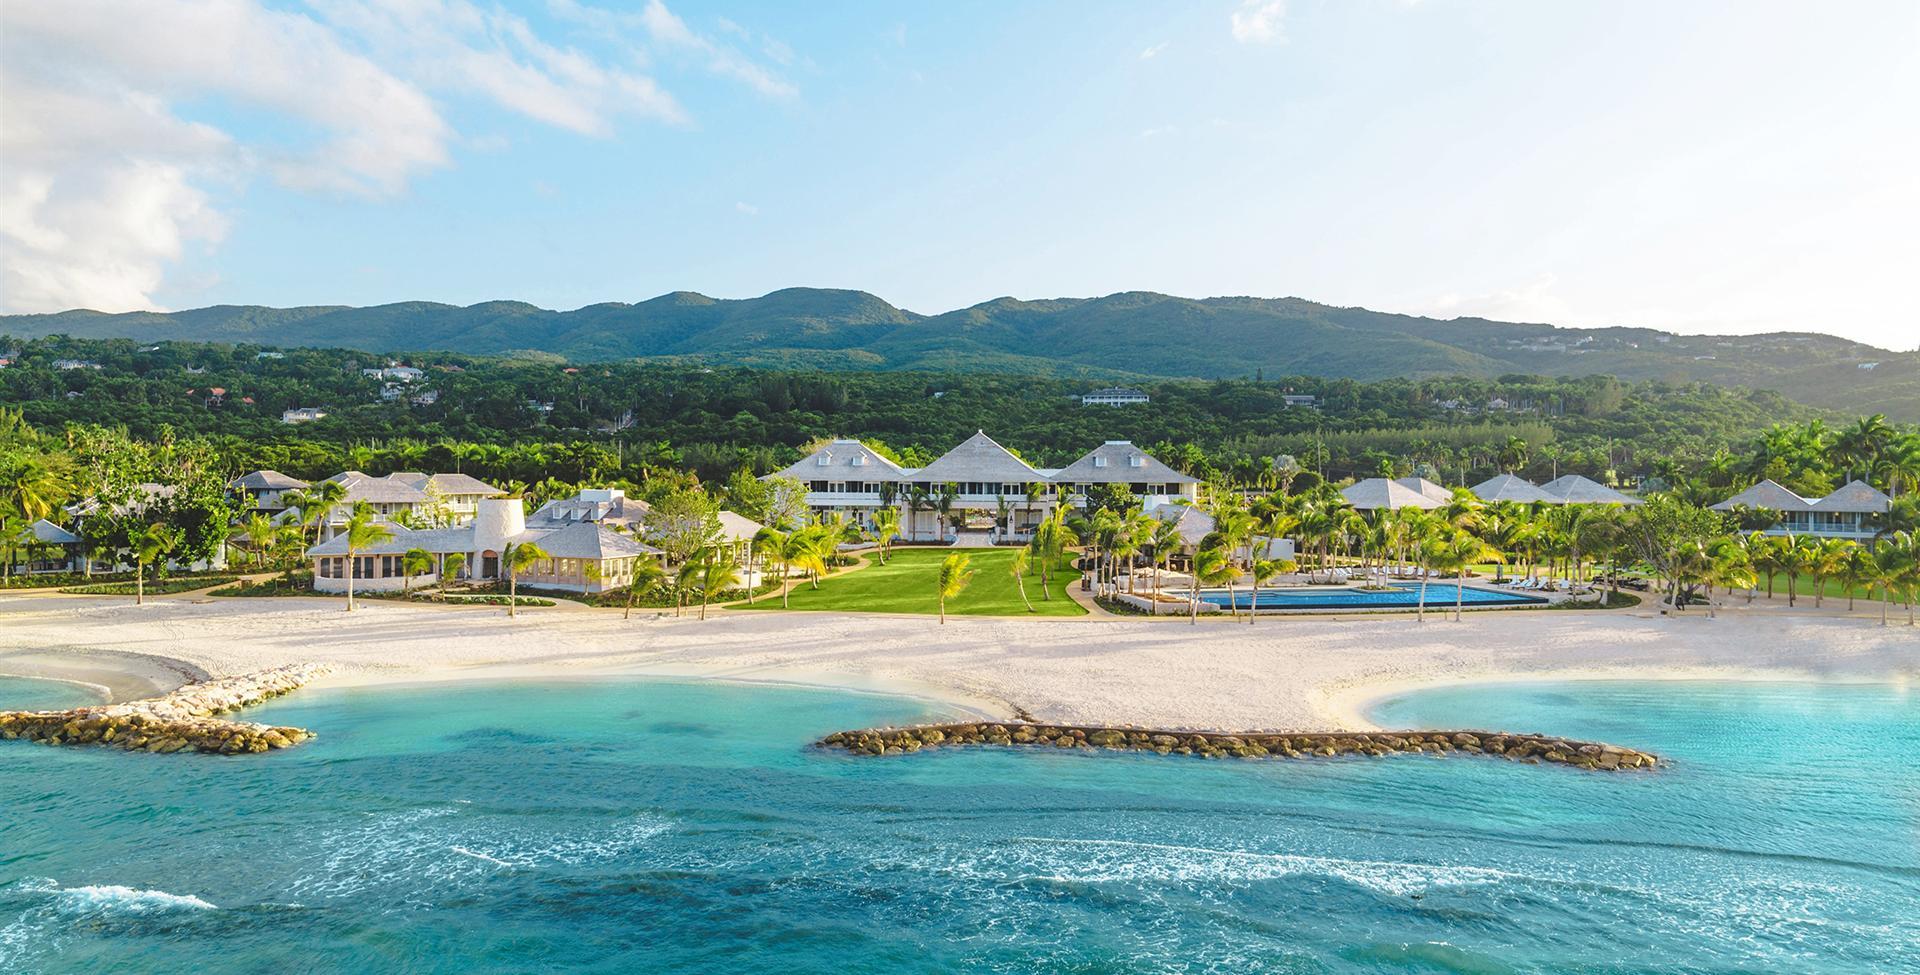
(817, 722, 1658, 772)
(0, 664, 327, 755)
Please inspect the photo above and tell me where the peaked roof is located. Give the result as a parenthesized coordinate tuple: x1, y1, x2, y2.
(1052, 441, 1199, 485)
(1341, 478, 1444, 510)
(1710, 479, 1812, 512)
(911, 431, 1042, 484)
(1539, 474, 1644, 505)
(31, 519, 79, 544)
(525, 522, 659, 559)
(1149, 502, 1215, 546)
(230, 470, 310, 491)
(324, 471, 430, 504)
(715, 510, 765, 544)
(387, 472, 502, 496)
(526, 490, 650, 529)
(1471, 473, 1558, 504)
(1394, 477, 1454, 504)
(1809, 479, 1892, 514)
(770, 439, 908, 482)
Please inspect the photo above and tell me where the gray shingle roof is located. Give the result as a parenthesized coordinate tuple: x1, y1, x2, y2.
(770, 440, 909, 482)
(1471, 474, 1558, 504)
(1052, 441, 1198, 485)
(31, 519, 79, 544)
(1539, 474, 1644, 505)
(324, 471, 430, 504)
(1341, 478, 1444, 510)
(715, 511, 765, 544)
(307, 524, 471, 557)
(526, 491, 651, 529)
(1709, 479, 1812, 512)
(1149, 502, 1215, 546)
(523, 522, 659, 559)
(230, 470, 310, 491)
(910, 431, 1042, 484)
(1394, 477, 1455, 504)
(1808, 479, 1892, 514)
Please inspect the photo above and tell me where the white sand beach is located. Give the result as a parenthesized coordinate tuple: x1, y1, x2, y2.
(1, 592, 1914, 730)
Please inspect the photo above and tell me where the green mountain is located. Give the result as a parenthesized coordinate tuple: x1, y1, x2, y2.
(5, 288, 1911, 413)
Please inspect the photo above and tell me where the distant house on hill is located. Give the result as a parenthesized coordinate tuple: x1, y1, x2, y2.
(1080, 386, 1149, 407)
(1281, 394, 1319, 408)
(281, 407, 327, 424)
(52, 359, 101, 370)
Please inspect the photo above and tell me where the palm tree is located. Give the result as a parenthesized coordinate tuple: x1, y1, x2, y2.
(1192, 547, 1235, 624)
(0, 505, 31, 583)
(793, 523, 832, 589)
(934, 483, 959, 542)
(129, 522, 180, 606)
(693, 548, 740, 620)
(1703, 538, 1755, 618)
(936, 552, 973, 624)
(1749, 532, 1785, 599)
(904, 484, 930, 542)
(1009, 547, 1035, 612)
(341, 502, 394, 612)
(1781, 535, 1818, 607)
(868, 508, 901, 565)
(1028, 509, 1077, 599)
(1838, 546, 1872, 612)
(1807, 537, 1854, 609)
(237, 513, 279, 568)
(1245, 556, 1296, 624)
(501, 540, 549, 617)
(440, 552, 466, 599)
(1145, 517, 1183, 617)
(616, 553, 666, 619)
(1023, 482, 1047, 541)
(401, 547, 432, 596)
(1423, 529, 1502, 621)
(287, 479, 348, 548)
(1870, 532, 1914, 626)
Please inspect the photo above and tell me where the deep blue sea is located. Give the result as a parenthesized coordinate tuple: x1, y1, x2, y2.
(1, 674, 1915, 974)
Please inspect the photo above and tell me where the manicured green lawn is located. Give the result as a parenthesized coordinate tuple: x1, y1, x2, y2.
(739, 547, 1086, 617)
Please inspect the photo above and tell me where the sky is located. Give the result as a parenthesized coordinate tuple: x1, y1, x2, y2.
(2, 0, 1917, 348)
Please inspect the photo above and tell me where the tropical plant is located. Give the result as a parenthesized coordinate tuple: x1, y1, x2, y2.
(1245, 556, 1296, 623)
(1422, 529, 1502, 621)
(1192, 546, 1235, 624)
(868, 508, 901, 565)
(693, 547, 740, 620)
(1145, 516, 1183, 617)
(936, 552, 973, 624)
(129, 521, 181, 606)
(440, 552, 466, 598)
(341, 502, 393, 613)
(401, 547, 433, 596)
(501, 540, 549, 618)
(1009, 547, 1034, 612)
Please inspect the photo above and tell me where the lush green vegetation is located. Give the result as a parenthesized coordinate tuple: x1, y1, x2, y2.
(0, 334, 1848, 491)
(61, 576, 237, 595)
(6, 289, 1912, 417)
(738, 548, 1086, 617)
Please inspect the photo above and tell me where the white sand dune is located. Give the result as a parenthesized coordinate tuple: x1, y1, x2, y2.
(1, 592, 1913, 730)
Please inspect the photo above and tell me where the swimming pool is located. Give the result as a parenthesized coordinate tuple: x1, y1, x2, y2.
(1192, 582, 1547, 611)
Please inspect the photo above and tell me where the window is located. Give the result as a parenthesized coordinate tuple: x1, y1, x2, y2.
(1128, 454, 1144, 468)
(811, 480, 829, 492)
(851, 454, 866, 466)
(1093, 456, 1107, 468)
(817, 452, 832, 466)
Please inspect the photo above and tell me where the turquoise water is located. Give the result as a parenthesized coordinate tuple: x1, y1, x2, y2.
(1, 677, 1916, 973)
(0, 676, 98, 711)
(1197, 583, 1546, 610)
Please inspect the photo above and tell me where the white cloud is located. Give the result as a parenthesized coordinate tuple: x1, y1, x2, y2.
(0, 0, 693, 314)
(632, 0, 797, 99)
(735, 201, 759, 215)
(1139, 41, 1169, 60)
(1231, 0, 1287, 44)
(1429, 275, 1572, 324)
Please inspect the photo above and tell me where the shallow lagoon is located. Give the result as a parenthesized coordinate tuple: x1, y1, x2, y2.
(2, 676, 1915, 973)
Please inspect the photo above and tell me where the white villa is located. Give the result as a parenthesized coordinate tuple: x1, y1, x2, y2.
(1081, 386, 1149, 407)
(229, 470, 310, 514)
(308, 497, 660, 595)
(1710, 479, 1892, 542)
(281, 407, 327, 424)
(767, 433, 1201, 542)
(311, 471, 502, 538)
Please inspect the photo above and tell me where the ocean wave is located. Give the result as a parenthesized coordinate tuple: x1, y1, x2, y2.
(0, 878, 216, 971)
(286, 806, 672, 902)
(915, 836, 1521, 898)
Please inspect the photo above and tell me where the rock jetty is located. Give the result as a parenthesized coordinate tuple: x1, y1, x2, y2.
(816, 722, 1658, 771)
(0, 664, 327, 755)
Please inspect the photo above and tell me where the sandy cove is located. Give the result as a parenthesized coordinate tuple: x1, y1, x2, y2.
(1, 592, 1914, 730)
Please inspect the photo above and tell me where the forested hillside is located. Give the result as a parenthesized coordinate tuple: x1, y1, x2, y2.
(4, 289, 1911, 418)
(0, 335, 1823, 488)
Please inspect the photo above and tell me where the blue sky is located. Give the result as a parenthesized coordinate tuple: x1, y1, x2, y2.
(4, 1, 1916, 348)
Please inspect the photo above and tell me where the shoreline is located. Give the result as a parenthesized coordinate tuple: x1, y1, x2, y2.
(1, 593, 1914, 731)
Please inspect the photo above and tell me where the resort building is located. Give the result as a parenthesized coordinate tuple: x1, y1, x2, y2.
(1080, 386, 1149, 407)
(1394, 477, 1455, 505)
(1538, 474, 1642, 505)
(1341, 478, 1445, 511)
(767, 433, 1199, 543)
(307, 497, 660, 595)
(1051, 441, 1202, 513)
(1471, 474, 1557, 504)
(281, 407, 327, 424)
(63, 483, 227, 572)
(6, 520, 83, 575)
(1710, 479, 1891, 541)
(311, 471, 502, 538)
(229, 470, 310, 514)
(526, 487, 651, 532)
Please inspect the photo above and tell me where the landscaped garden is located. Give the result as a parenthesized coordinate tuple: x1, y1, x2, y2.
(738, 547, 1086, 617)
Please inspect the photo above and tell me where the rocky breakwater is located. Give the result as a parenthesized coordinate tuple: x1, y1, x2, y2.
(0, 664, 328, 755)
(817, 722, 1658, 772)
